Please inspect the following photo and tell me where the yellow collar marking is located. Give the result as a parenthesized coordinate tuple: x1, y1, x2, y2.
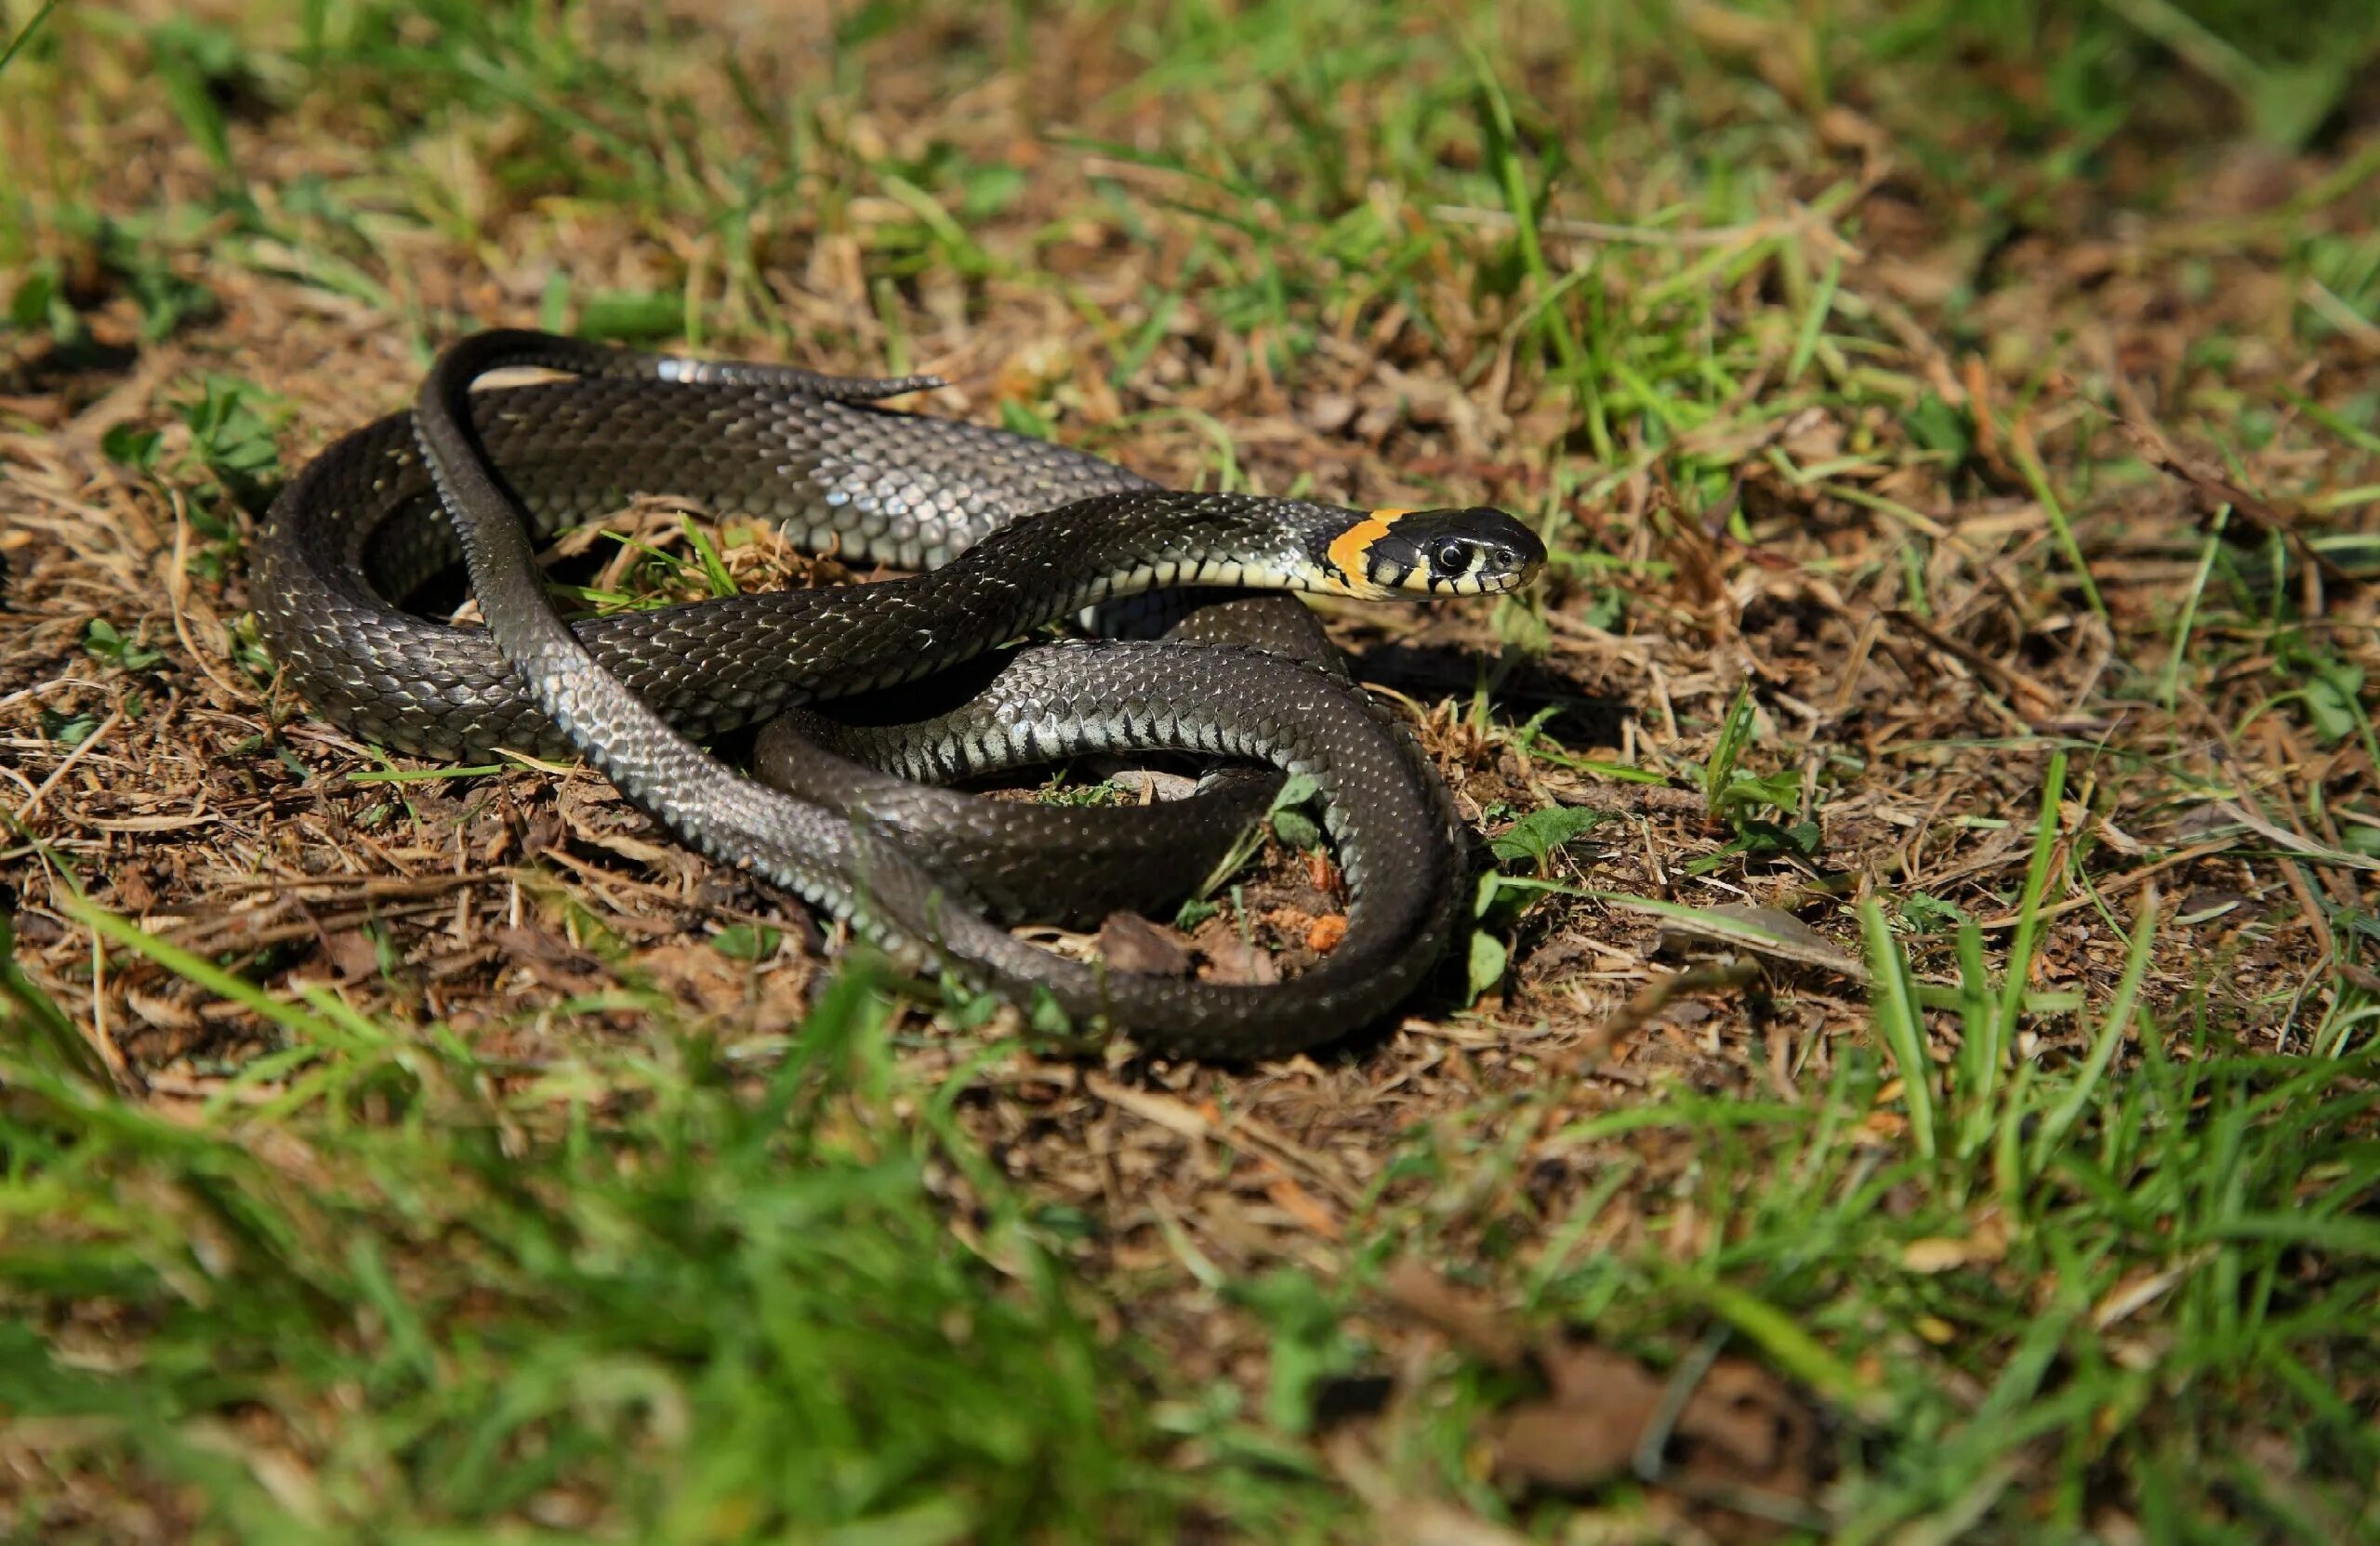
(1327, 507, 1413, 592)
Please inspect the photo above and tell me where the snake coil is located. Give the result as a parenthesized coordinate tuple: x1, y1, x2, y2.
(255, 331, 1543, 1056)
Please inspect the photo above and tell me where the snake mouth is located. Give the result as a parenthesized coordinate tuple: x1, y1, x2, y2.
(1317, 505, 1547, 600)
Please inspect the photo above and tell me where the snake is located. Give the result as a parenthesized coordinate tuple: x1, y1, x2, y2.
(254, 330, 1544, 1057)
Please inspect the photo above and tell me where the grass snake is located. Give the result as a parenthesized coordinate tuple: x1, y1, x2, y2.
(255, 330, 1544, 1057)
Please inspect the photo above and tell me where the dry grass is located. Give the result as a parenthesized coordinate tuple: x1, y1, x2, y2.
(3, 1, 2377, 1540)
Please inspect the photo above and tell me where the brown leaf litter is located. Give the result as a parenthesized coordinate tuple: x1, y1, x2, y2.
(2, 6, 2376, 1536)
(1378, 1262, 1824, 1536)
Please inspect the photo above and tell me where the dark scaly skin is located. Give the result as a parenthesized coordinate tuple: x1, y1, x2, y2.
(260, 330, 1543, 1055)
(760, 600, 1351, 929)
(252, 381, 1366, 922)
(256, 374, 1157, 760)
(754, 637, 1473, 1023)
(249, 355, 1327, 926)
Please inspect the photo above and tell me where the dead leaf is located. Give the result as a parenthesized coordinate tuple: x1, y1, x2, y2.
(1902, 1214, 2008, 1275)
(112, 866, 156, 911)
(1376, 1261, 1527, 1368)
(1303, 392, 1357, 434)
(1193, 914, 1280, 985)
(495, 925, 605, 995)
(1816, 105, 1885, 154)
(1096, 912, 1193, 977)
(323, 929, 382, 983)
(1202, 933, 1278, 984)
(1105, 769, 1199, 803)
(1899, 1237, 1972, 1274)
(1492, 1345, 1666, 1490)
(1672, 1356, 1819, 1485)
(640, 941, 811, 1024)
(1264, 1171, 1342, 1240)
(1498, 1341, 1822, 1525)
(1376, 1269, 1824, 1526)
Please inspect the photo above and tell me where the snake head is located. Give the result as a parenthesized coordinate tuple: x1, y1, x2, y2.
(1320, 505, 1547, 599)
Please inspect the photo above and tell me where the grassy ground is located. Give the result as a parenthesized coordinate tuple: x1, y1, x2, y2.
(4, 1, 2379, 1540)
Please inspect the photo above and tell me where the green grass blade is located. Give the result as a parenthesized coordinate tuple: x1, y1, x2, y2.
(0, 0, 60, 77)
(1703, 681, 1757, 811)
(1673, 1272, 1891, 1422)
(1785, 254, 1842, 385)
(1994, 751, 2069, 1071)
(0, 909, 112, 1084)
(1860, 896, 1937, 1161)
(2012, 443, 2109, 623)
(2029, 889, 2158, 1173)
(59, 894, 367, 1050)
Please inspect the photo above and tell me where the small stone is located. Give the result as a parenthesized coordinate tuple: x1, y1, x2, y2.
(1302, 393, 1357, 433)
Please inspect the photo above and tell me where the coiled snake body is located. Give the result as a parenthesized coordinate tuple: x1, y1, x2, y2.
(255, 331, 1543, 1057)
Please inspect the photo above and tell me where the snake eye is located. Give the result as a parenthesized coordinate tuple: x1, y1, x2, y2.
(1430, 538, 1473, 577)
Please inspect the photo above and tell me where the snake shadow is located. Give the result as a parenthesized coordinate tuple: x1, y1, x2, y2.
(1341, 638, 1630, 752)
(793, 639, 1630, 787)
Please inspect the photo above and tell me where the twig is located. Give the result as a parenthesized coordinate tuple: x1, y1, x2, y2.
(13, 709, 123, 828)
(1969, 837, 2241, 930)
(2113, 406, 2352, 587)
(1883, 609, 2060, 717)
(204, 871, 497, 899)
(1561, 959, 1761, 1072)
